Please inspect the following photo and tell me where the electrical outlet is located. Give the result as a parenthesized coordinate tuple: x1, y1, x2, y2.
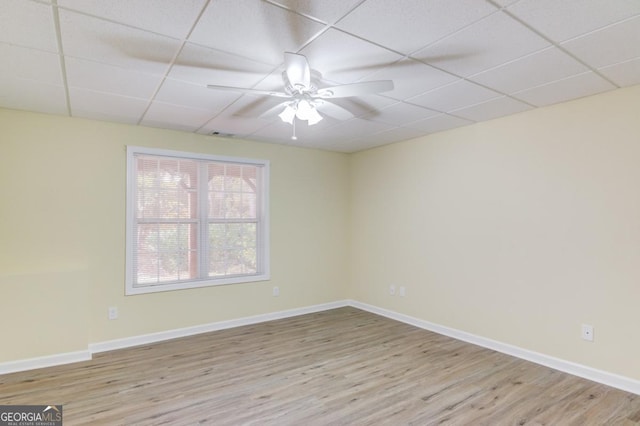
(272, 286, 280, 297)
(581, 324, 594, 342)
(108, 306, 118, 320)
(389, 285, 396, 296)
(399, 286, 406, 297)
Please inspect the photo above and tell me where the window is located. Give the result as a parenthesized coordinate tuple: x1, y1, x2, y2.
(126, 146, 269, 295)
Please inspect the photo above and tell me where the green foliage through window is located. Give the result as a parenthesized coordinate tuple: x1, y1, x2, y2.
(126, 147, 269, 294)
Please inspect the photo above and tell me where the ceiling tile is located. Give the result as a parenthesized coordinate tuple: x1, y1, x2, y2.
(366, 58, 458, 101)
(506, 0, 640, 42)
(65, 57, 162, 98)
(226, 96, 290, 120)
(469, 47, 589, 94)
(299, 29, 403, 84)
(58, 0, 207, 39)
(59, 9, 182, 74)
(251, 67, 291, 93)
(324, 140, 361, 153)
(244, 134, 285, 147)
(317, 118, 394, 143)
(198, 96, 273, 137)
(189, 0, 325, 66)
(297, 139, 342, 151)
(288, 120, 342, 145)
(0, 0, 58, 52)
(561, 16, 640, 69)
(249, 115, 338, 144)
(599, 57, 640, 87)
(0, 44, 62, 85)
(155, 78, 239, 112)
(336, 0, 497, 55)
(364, 102, 439, 126)
(323, 95, 399, 119)
(366, 126, 427, 145)
(407, 114, 473, 133)
(141, 101, 216, 131)
(0, 78, 67, 115)
(450, 96, 532, 122)
(69, 87, 148, 123)
(413, 11, 550, 77)
(328, 138, 390, 153)
(407, 80, 502, 112)
(168, 43, 275, 87)
(512, 72, 616, 107)
(492, 0, 520, 6)
(246, 124, 290, 144)
(266, 0, 363, 24)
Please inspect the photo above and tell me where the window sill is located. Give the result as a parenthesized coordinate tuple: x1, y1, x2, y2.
(125, 273, 271, 295)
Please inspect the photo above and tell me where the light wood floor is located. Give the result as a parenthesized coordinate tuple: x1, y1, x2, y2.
(1, 307, 639, 425)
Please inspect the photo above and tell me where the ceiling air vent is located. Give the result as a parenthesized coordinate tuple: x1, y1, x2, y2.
(210, 131, 235, 138)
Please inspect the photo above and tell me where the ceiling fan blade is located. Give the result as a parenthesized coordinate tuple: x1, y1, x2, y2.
(333, 53, 475, 74)
(314, 99, 354, 120)
(284, 52, 311, 90)
(207, 85, 290, 98)
(258, 101, 290, 119)
(314, 80, 394, 98)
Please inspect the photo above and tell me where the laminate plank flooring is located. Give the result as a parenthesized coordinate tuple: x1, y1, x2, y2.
(1, 307, 639, 425)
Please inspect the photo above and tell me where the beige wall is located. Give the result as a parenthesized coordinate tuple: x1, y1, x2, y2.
(0, 110, 349, 362)
(2, 85, 639, 383)
(349, 84, 640, 381)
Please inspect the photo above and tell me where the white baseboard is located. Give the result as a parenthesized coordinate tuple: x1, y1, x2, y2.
(89, 300, 349, 354)
(0, 350, 92, 375)
(3, 298, 639, 397)
(1, 300, 348, 375)
(349, 300, 640, 396)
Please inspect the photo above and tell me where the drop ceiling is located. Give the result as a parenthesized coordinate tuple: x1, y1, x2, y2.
(1, 0, 639, 153)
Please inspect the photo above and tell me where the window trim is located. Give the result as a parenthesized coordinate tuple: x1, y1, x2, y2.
(125, 146, 270, 295)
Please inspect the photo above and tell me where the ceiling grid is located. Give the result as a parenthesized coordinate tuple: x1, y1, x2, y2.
(0, 0, 638, 152)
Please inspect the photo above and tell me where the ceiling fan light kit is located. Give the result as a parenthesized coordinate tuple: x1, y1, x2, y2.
(278, 103, 297, 124)
(279, 99, 323, 126)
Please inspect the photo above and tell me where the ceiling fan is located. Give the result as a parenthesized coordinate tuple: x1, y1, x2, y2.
(206, 52, 394, 135)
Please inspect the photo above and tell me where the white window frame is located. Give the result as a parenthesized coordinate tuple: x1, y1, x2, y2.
(125, 146, 270, 295)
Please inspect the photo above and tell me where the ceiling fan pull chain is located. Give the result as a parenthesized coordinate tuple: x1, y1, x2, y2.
(291, 118, 298, 140)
